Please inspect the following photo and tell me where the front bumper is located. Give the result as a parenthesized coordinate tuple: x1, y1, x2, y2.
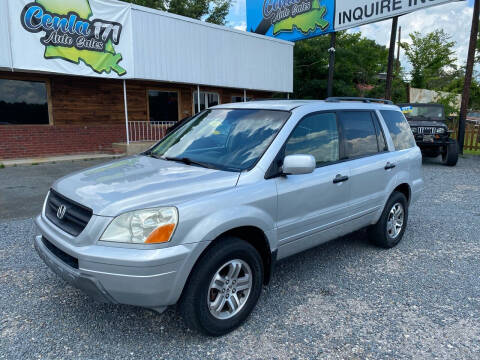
(34, 214, 202, 309)
(414, 134, 452, 146)
(34, 236, 116, 304)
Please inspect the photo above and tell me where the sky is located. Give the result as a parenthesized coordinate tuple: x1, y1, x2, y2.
(225, 0, 478, 75)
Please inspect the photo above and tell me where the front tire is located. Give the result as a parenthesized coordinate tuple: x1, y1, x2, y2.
(178, 237, 263, 336)
(368, 192, 408, 248)
(442, 140, 458, 166)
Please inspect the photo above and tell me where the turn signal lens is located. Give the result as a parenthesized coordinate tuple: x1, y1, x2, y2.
(145, 223, 176, 243)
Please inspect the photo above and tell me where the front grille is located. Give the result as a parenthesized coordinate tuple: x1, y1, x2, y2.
(41, 237, 79, 269)
(45, 189, 92, 236)
(417, 127, 435, 134)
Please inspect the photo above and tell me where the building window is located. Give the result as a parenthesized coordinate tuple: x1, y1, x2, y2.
(231, 95, 252, 103)
(0, 79, 49, 125)
(148, 90, 179, 122)
(193, 91, 220, 114)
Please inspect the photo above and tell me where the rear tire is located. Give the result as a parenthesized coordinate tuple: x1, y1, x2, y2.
(442, 140, 458, 166)
(178, 237, 263, 336)
(368, 192, 408, 249)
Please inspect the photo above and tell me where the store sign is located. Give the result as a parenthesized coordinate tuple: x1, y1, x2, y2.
(247, 0, 460, 41)
(10, 0, 133, 78)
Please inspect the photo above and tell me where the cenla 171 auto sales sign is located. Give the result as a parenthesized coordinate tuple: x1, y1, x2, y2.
(8, 0, 133, 78)
(247, 0, 460, 41)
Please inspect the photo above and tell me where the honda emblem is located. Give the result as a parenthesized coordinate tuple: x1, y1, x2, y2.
(57, 204, 67, 220)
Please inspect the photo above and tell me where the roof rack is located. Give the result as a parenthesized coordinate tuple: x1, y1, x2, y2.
(325, 97, 393, 105)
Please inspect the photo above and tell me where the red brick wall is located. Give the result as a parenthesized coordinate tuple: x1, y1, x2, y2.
(0, 125, 126, 160)
(0, 71, 273, 160)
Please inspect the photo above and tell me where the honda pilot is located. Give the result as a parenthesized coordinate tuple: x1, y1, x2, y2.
(34, 98, 423, 336)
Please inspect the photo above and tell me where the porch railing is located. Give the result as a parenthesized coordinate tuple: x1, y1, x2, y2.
(128, 121, 176, 142)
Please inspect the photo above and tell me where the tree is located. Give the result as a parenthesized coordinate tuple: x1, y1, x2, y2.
(441, 69, 480, 111)
(293, 32, 407, 102)
(401, 30, 457, 89)
(120, 0, 231, 25)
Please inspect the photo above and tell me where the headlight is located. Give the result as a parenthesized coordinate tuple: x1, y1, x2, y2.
(411, 127, 418, 133)
(100, 207, 178, 244)
(436, 128, 446, 134)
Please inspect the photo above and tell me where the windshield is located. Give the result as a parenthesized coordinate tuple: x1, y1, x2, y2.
(149, 109, 290, 172)
(400, 105, 445, 120)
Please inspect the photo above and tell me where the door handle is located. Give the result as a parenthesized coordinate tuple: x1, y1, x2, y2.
(384, 162, 396, 170)
(333, 174, 349, 184)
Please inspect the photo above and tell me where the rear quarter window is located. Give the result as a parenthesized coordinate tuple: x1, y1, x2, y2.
(380, 110, 416, 150)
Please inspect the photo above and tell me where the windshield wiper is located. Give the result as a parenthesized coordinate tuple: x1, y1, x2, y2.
(144, 152, 162, 159)
(163, 156, 216, 169)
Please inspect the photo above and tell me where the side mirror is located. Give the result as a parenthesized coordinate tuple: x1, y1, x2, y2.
(282, 154, 316, 175)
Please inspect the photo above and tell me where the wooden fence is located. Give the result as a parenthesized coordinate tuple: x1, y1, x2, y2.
(450, 123, 480, 152)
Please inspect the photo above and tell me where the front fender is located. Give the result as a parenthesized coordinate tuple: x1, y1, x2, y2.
(165, 205, 276, 304)
(179, 205, 276, 249)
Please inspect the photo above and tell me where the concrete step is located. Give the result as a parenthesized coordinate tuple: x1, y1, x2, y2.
(112, 142, 157, 155)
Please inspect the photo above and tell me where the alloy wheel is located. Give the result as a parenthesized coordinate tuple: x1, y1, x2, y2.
(207, 259, 252, 320)
(386, 202, 404, 239)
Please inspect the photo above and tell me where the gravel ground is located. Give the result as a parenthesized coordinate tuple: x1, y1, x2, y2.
(1, 156, 480, 359)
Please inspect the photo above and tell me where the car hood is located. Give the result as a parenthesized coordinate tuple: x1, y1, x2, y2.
(52, 156, 240, 216)
(408, 120, 447, 128)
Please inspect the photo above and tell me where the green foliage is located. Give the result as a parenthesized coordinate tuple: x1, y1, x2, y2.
(293, 32, 407, 102)
(436, 92, 459, 117)
(120, 0, 231, 24)
(400, 30, 457, 89)
(437, 68, 480, 111)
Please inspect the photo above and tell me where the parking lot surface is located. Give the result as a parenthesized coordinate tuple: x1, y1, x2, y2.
(1, 156, 480, 359)
(0, 159, 108, 221)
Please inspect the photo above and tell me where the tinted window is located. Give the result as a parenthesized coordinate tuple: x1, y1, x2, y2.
(151, 109, 289, 171)
(380, 110, 416, 150)
(339, 111, 379, 158)
(148, 90, 178, 122)
(285, 113, 339, 165)
(0, 79, 49, 125)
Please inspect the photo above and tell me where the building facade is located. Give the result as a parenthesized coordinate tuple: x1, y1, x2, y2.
(0, 0, 293, 160)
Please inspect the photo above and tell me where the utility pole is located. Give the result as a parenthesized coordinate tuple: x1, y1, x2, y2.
(396, 26, 402, 73)
(458, 0, 479, 154)
(385, 16, 398, 100)
(327, 32, 336, 98)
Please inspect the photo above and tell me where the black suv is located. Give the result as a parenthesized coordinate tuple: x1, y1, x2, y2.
(398, 103, 458, 166)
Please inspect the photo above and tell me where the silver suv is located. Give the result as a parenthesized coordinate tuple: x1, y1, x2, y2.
(34, 98, 423, 336)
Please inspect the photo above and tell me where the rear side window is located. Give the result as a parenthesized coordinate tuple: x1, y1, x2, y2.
(338, 111, 379, 158)
(380, 110, 416, 150)
(285, 112, 339, 165)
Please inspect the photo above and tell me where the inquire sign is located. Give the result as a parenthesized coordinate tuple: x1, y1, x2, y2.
(9, 0, 133, 77)
(247, 0, 460, 41)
